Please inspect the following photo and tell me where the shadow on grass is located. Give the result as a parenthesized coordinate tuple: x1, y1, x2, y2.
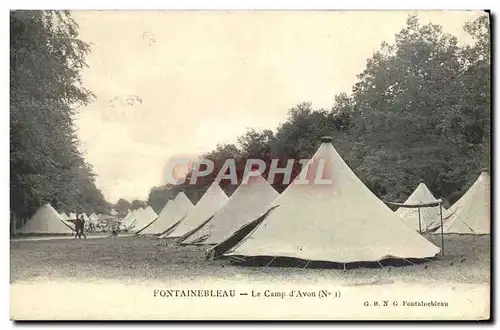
(225, 255, 434, 270)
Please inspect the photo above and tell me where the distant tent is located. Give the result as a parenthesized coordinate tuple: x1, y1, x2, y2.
(433, 171, 490, 235)
(68, 212, 77, 220)
(99, 213, 114, 220)
(120, 210, 138, 229)
(166, 181, 229, 239)
(136, 200, 173, 235)
(89, 213, 99, 222)
(97, 214, 115, 223)
(130, 206, 158, 234)
(143, 206, 158, 223)
(211, 137, 440, 263)
(81, 213, 90, 222)
(179, 173, 279, 245)
(19, 204, 75, 234)
(110, 209, 118, 216)
(121, 210, 131, 220)
(150, 193, 195, 237)
(395, 182, 444, 232)
(129, 208, 156, 233)
(59, 212, 69, 220)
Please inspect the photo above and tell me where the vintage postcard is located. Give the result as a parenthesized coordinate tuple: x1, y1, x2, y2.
(9, 9, 491, 320)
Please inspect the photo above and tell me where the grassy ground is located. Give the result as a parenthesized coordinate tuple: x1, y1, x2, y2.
(10, 234, 490, 285)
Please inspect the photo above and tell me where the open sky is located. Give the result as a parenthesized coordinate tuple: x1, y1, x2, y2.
(70, 10, 486, 203)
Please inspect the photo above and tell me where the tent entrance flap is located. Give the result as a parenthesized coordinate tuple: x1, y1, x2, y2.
(208, 205, 280, 259)
(177, 215, 215, 245)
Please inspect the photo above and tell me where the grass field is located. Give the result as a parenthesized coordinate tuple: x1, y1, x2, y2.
(9, 234, 491, 320)
(10, 234, 490, 285)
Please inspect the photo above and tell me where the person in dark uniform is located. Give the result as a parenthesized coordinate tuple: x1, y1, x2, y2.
(73, 213, 81, 239)
(78, 214, 87, 239)
(73, 214, 87, 239)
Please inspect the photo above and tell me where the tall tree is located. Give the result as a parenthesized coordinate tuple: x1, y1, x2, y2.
(348, 14, 490, 202)
(10, 10, 107, 221)
(130, 200, 148, 210)
(144, 14, 490, 210)
(114, 198, 131, 215)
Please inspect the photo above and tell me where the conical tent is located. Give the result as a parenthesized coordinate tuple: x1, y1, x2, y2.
(121, 210, 138, 229)
(136, 200, 173, 235)
(89, 213, 99, 222)
(68, 212, 77, 220)
(129, 208, 156, 233)
(81, 213, 90, 222)
(179, 173, 279, 245)
(155, 193, 196, 237)
(166, 182, 229, 239)
(122, 210, 131, 219)
(435, 171, 490, 235)
(143, 206, 158, 222)
(128, 209, 144, 230)
(19, 204, 75, 234)
(217, 138, 440, 263)
(395, 182, 444, 232)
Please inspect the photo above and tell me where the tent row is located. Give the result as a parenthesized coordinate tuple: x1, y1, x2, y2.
(141, 137, 489, 266)
(395, 172, 490, 235)
(60, 212, 100, 223)
(18, 207, 121, 235)
(17, 203, 161, 235)
(119, 206, 159, 233)
(16, 137, 490, 266)
(18, 204, 76, 234)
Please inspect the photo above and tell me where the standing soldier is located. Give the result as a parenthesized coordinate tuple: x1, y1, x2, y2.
(79, 214, 87, 239)
(73, 213, 81, 239)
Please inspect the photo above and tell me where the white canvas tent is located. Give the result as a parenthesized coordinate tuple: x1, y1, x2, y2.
(19, 203, 75, 234)
(179, 173, 279, 245)
(121, 210, 132, 221)
(214, 137, 440, 263)
(166, 182, 229, 239)
(395, 182, 444, 232)
(120, 209, 138, 229)
(131, 206, 158, 234)
(434, 171, 490, 235)
(143, 206, 158, 223)
(153, 193, 195, 237)
(81, 213, 90, 222)
(89, 213, 99, 222)
(68, 212, 77, 220)
(136, 199, 173, 235)
(129, 208, 156, 233)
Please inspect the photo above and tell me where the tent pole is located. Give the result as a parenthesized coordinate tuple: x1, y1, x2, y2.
(440, 203, 445, 256)
(265, 257, 276, 267)
(303, 260, 311, 269)
(402, 258, 415, 266)
(418, 206, 422, 234)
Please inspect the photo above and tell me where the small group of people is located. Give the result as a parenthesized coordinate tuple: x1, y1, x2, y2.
(73, 213, 87, 239)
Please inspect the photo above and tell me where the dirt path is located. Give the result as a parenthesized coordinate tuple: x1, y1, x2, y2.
(10, 235, 491, 320)
(11, 235, 110, 242)
(10, 235, 491, 284)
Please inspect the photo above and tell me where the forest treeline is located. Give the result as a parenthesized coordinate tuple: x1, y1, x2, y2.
(146, 15, 491, 213)
(10, 11, 109, 223)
